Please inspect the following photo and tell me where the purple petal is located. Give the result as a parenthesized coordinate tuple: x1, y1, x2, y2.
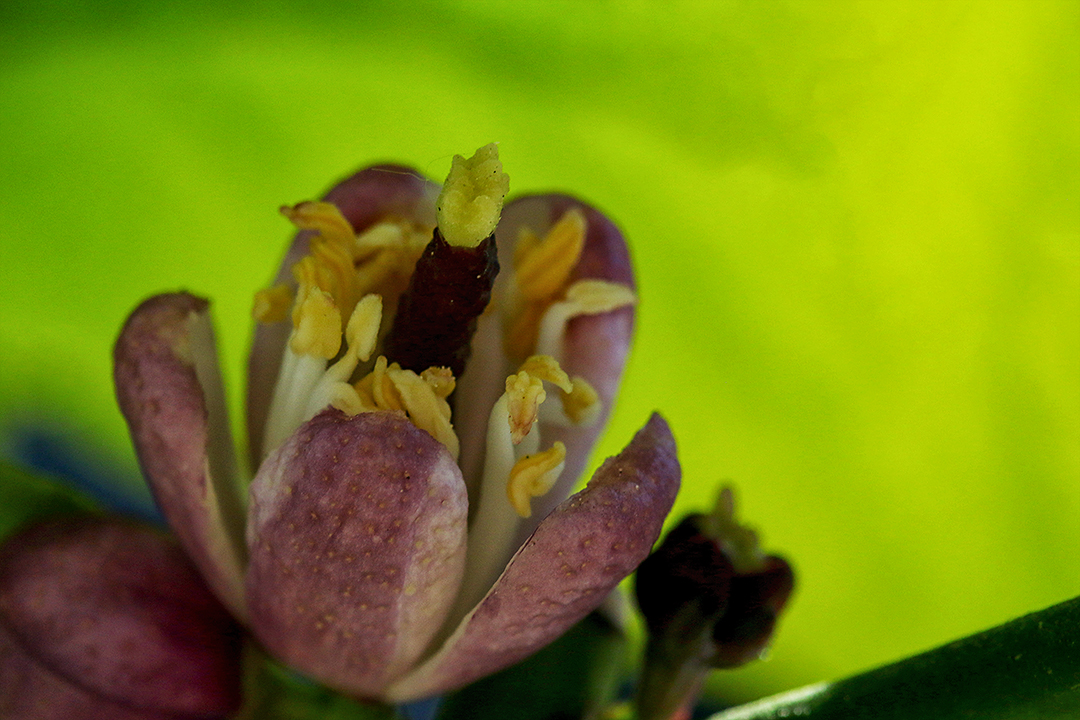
(245, 409, 468, 699)
(0, 624, 181, 720)
(113, 292, 248, 620)
(386, 413, 679, 702)
(246, 165, 440, 465)
(0, 517, 242, 718)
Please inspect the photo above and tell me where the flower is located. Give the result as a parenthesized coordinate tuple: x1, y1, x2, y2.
(110, 144, 681, 703)
(633, 486, 794, 720)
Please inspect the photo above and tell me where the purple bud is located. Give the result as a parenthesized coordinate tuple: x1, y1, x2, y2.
(0, 516, 242, 718)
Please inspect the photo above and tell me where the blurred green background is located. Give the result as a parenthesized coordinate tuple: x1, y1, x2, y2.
(1, 0, 1077, 705)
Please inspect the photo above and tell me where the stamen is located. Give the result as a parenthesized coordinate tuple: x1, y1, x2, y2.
(506, 442, 566, 518)
(420, 367, 456, 399)
(252, 284, 293, 323)
(386, 368, 459, 459)
(345, 293, 382, 364)
(517, 355, 573, 393)
(502, 208, 589, 362)
(289, 287, 342, 359)
(264, 295, 384, 454)
(533, 279, 637, 357)
(561, 376, 600, 425)
(503, 370, 546, 445)
(280, 201, 355, 245)
(513, 208, 586, 300)
(352, 357, 460, 459)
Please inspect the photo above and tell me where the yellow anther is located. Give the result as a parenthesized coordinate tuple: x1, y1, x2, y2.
(292, 238, 357, 328)
(436, 143, 509, 248)
(506, 442, 566, 518)
(280, 202, 355, 245)
(420, 367, 456, 399)
(349, 221, 430, 314)
(561, 279, 637, 315)
(351, 357, 460, 458)
(355, 221, 406, 253)
(290, 287, 342, 359)
(562, 376, 600, 426)
(518, 355, 573, 394)
(252, 284, 293, 323)
(344, 294, 382, 364)
(514, 208, 586, 301)
(504, 371, 546, 444)
(503, 208, 591, 361)
(502, 355, 583, 442)
(362, 357, 402, 412)
(388, 368, 459, 460)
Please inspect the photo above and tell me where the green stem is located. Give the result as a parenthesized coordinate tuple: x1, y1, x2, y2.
(709, 596, 1080, 720)
(635, 637, 709, 720)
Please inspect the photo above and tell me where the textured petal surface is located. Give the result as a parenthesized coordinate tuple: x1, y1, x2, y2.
(0, 516, 242, 718)
(113, 292, 247, 619)
(386, 413, 679, 702)
(246, 165, 440, 465)
(245, 409, 468, 698)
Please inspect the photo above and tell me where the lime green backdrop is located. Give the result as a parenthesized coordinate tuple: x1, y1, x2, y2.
(1, 0, 1077, 705)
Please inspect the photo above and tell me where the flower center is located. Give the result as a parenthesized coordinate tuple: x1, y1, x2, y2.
(254, 145, 512, 460)
(253, 202, 435, 455)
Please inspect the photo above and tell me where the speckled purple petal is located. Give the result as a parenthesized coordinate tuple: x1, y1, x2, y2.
(246, 165, 440, 466)
(386, 413, 679, 702)
(245, 409, 468, 699)
(113, 293, 248, 620)
(0, 516, 242, 718)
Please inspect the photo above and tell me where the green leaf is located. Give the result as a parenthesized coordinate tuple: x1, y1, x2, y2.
(0, 461, 100, 541)
(437, 610, 628, 720)
(709, 596, 1080, 720)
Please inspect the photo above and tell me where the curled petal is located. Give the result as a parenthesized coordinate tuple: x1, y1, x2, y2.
(386, 413, 679, 702)
(247, 165, 440, 464)
(0, 516, 242, 718)
(113, 293, 247, 620)
(245, 409, 468, 699)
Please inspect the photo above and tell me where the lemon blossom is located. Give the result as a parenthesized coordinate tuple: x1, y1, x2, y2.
(112, 145, 681, 702)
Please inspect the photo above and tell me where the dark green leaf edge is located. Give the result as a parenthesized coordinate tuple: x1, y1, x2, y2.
(709, 595, 1080, 720)
(0, 460, 101, 541)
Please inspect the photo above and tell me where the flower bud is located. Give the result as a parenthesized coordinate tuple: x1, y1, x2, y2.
(0, 516, 242, 719)
(633, 487, 794, 720)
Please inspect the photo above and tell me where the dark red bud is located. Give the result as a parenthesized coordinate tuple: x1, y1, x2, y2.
(710, 555, 795, 668)
(635, 515, 734, 636)
(634, 514, 795, 670)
